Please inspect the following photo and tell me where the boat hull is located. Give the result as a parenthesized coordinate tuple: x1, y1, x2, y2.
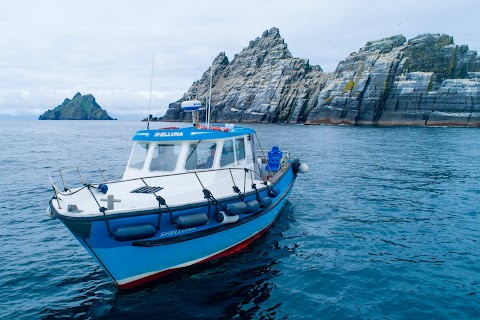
(56, 166, 296, 289)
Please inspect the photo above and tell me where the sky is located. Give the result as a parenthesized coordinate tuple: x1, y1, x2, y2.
(1, 0, 479, 119)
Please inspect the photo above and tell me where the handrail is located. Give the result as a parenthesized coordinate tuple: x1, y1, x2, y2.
(49, 166, 266, 197)
(49, 165, 109, 196)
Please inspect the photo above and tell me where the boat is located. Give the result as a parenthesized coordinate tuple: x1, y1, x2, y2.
(46, 100, 308, 289)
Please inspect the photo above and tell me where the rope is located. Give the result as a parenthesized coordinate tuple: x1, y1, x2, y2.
(229, 169, 244, 201)
(194, 173, 212, 218)
(202, 188, 229, 217)
(247, 170, 260, 202)
(251, 183, 261, 202)
(85, 184, 113, 236)
(195, 172, 231, 217)
(155, 195, 174, 228)
(203, 189, 214, 218)
(243, 168, 248, 198)
(141, 178, 173, 228)
(98, 206, 112, 236)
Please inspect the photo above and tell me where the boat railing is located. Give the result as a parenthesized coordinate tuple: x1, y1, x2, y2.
(256, 149, 290, 159)
(49, 165, 109, 194)
(49, 165, 267, 199)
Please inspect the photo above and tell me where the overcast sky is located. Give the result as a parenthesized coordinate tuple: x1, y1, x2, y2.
(1, 0, 478, 119)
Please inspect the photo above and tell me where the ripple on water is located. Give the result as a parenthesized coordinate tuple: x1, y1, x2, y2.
(1, 122, 480, 319)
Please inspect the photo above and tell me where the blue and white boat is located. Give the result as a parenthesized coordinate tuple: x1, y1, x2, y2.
(47, 100, 308, 289)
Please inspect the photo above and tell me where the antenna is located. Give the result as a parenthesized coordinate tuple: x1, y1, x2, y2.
(207, 57, 213, 129)
(147, 52, 155, 130)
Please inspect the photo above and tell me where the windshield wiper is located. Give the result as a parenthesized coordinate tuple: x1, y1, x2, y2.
(185, 140, 202, 163)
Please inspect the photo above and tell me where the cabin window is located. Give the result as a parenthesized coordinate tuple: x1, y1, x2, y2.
(185, 141, 217, 170)
(221, 139, 235, 167)
(235, 137, 246, 161)
(129, 142, 150, 169)
(149, 143, 181, 172)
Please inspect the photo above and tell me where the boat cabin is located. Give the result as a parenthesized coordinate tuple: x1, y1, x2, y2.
(123, 125, 257, 180)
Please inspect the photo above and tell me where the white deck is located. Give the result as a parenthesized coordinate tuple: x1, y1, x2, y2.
(51, 168, 266, 217)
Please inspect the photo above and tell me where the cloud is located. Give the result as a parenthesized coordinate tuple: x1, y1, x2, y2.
(1, 0, 479, 118)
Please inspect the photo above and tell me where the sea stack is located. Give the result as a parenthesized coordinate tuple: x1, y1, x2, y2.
(39, 92, 114, 120)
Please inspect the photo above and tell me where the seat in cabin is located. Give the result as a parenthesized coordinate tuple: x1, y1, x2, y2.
(266, 146, 282, 172)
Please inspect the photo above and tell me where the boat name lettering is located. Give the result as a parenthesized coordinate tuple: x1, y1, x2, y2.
(154, 132, 184, 137)
(159, 227, 196, 237)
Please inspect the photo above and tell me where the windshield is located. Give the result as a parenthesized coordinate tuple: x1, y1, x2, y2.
(235, 137, 246, 160)
(128, 142, 150, 169)
(221, 139, 235, 167)
(185, 141, 217, 170)
(149, 143, 181, 172)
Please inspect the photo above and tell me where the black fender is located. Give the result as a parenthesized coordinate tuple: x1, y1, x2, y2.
(292, 158, 300, 174)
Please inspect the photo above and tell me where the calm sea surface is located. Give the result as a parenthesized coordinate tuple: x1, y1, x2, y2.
(0, 121, 479, 319)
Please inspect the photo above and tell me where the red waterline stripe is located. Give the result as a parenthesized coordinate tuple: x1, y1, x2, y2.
(118, 222, 274, 290)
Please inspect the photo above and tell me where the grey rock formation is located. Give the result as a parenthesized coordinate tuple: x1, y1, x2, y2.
(39, 92, 114, 120)
(162, 27, 329, 123)
(307, 34, 480, 126)
(162, 28, 480, 127)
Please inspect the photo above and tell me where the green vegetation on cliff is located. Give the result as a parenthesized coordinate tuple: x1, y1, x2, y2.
(38, 92, 114, 120)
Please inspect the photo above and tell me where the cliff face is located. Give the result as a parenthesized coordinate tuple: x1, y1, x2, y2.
(307, 34, 480, 126)
(163, 28, 480, 127)
(39, 92, 114, 120)
(163, 28, 331, 123)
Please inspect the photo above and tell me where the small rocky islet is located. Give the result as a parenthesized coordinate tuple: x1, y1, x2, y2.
(161, 27, 480, 127)
(38, 92, 114, 120)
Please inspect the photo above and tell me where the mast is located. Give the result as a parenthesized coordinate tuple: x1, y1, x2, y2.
(207, 58, 213, 129)
(147, 52, 155, 130)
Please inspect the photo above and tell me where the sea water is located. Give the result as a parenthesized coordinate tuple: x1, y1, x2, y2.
(0, 121, 479, 319)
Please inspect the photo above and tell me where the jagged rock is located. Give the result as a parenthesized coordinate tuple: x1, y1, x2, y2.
(307, 33, 480, 126)
(39, 92, 114, 120)
(161, 28, 480, 127)
(162, 27, 328, 124)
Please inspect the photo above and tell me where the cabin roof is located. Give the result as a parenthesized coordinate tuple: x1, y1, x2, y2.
(132, 126, 255, 142)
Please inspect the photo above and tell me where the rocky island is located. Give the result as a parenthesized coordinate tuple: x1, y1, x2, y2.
(161, 27, 480, 127)
(39, 92, 115, 120)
